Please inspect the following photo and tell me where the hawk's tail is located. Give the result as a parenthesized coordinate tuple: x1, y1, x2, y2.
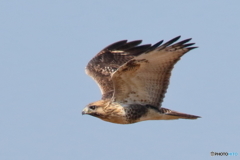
(160, 107, 201, 120)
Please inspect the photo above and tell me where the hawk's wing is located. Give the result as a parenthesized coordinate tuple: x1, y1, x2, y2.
(85, 40, 154, 100)
(111, 36, 197, 108)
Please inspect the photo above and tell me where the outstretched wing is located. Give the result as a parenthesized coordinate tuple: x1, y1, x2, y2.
(111, 36, 197, 108)
(85, 40, 153, 100)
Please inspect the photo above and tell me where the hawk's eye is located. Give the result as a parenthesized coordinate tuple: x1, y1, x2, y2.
(89, 105, 96, 110)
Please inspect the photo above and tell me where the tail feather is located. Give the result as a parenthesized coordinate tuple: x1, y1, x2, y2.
(160, 107, 201, 120)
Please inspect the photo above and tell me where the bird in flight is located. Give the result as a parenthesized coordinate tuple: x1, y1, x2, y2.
(82, 36, 200, 124)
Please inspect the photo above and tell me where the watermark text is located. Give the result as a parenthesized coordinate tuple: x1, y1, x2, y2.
(210, 151, 238, 156)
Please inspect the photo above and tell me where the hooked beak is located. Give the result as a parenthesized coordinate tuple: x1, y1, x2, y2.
(82, 107, 88, 115)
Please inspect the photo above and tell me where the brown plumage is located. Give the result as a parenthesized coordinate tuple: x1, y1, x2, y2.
(82, 36, 200, 124)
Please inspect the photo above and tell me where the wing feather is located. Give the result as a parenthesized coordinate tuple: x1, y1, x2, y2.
(111, 36, 197, 108)
(85, 40, 155, 100)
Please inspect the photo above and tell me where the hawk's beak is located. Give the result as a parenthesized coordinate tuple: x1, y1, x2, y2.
(82, 107, 88, 115)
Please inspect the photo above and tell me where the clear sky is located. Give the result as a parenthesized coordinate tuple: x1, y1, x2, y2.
(0, 1, 239, 160)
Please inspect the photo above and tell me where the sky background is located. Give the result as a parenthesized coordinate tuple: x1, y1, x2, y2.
(0, 1, 239, 160)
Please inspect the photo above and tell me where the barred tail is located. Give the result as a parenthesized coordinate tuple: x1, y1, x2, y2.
(160, 107, 201, 120)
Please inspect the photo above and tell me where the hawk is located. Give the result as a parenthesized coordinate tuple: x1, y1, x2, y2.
(82, 36, 200, 124)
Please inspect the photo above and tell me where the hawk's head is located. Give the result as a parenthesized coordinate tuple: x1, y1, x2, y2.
(82, 100, 127, 124)
(82, 100, 109, 118)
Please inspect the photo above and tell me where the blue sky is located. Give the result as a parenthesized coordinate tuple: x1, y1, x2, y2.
(0, 1, 239, 160)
